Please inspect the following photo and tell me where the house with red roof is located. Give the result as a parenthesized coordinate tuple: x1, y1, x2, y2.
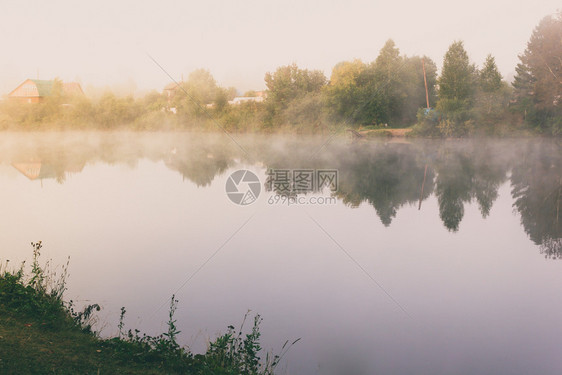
(8, 79, 84, 103)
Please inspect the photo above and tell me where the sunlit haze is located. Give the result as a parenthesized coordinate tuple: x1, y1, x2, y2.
(0, 0, 559, 95)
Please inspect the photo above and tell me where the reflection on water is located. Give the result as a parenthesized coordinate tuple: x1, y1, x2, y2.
(1, 133, 562, 374)
(2, 133, 559, 259)
(511, 141, 562, 258)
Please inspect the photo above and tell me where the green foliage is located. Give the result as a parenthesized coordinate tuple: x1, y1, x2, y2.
(480, 55, 503, 93)
(326, 59, 367, 123)
(399, 56, 438, 124)
(67, 301, 101, 333)
(95, 93, 140, 128)
(142, 90, 168, 112)
(437, 41, 478, 121)
(470, 55, 511, 128)
(30, 241, 46, 292)
(512, 12, 562, 134)
(265, 64, 326, 109)
(410, 108, 441, 137)
(118, 306, 126, 339)
(214, 87, 230, 113)
(436, 118, 471, 138)
(327, 40, 437, 127)
(196, 313, 299, 375)
(0, 242, 71, 328)
(263, 63, 327, 129)
(174, 69, 219, 119)
(371, 39, 403, 125)
(0, 244, 295, 374)
(281, 92, 327, 132)
(219, 101, 266, 132)
(0, 22, 559, 135)
(414, 46, 516, 136)
(164, 295, 181, 349)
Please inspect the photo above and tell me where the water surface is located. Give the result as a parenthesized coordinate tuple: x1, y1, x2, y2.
(0, 132, 560, 374)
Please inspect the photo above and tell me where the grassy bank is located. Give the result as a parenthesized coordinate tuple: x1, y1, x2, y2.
(0, 242, 294, 375)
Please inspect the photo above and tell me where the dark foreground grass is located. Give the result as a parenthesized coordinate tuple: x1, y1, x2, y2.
(0, 307, 163, 374)
(0, 242, 297, 375)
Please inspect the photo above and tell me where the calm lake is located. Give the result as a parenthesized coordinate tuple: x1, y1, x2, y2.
(1, 132, 561, 374)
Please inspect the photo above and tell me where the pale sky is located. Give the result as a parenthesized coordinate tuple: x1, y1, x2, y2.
(0, 0, 559, 96)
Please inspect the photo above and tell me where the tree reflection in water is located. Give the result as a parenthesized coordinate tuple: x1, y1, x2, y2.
(1, 134, 559, 258)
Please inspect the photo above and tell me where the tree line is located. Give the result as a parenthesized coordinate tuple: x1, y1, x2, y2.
(0, 12, 560, 135)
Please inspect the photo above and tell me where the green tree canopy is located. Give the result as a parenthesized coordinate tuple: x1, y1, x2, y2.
(437, 41, 478, 117)
(173, 69, 235, 118)
(264, 64, 326, 110)
(183, 69, 218, 104)
(400, 55, 438, 123)
(480, 54, 502, 93)
(474, 54, 511, 121)
(327, 40, 436, 126)
(326, 59, 368, 122)
(263, 64, 327, 128)
(371, 39, 404, 125)
(513, 12, 562, 132)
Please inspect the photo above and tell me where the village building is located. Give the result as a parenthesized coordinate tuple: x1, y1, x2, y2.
(8, 79, 84, 103)
(163, 81, 182, 100)
(228, 91, 267, 105)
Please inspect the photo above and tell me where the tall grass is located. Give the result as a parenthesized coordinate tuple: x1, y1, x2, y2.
(0, 242, 298, 374)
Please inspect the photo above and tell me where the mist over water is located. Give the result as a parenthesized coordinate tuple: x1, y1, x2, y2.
(0, 132, 561, 374)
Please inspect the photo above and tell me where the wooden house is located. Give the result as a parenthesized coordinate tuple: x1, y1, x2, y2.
(8, 79, 84, 103)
